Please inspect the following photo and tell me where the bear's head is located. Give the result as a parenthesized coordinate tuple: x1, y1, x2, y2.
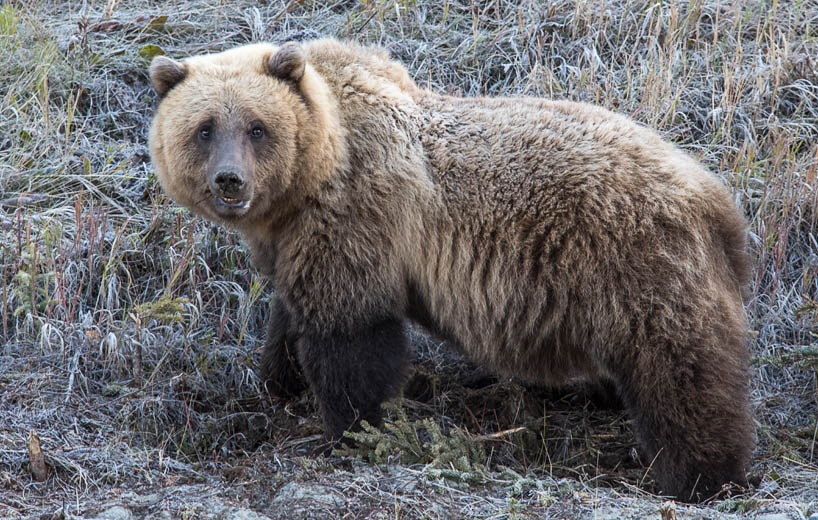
(148, 42, 343, 229)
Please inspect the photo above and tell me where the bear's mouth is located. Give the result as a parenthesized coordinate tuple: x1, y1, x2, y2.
(217, 195, 249, 208)
(203, 188, 251, 216)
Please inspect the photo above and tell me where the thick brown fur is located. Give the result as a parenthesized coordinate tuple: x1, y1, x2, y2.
(149, 39, 753, 502)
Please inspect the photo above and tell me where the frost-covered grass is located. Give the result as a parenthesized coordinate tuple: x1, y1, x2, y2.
(1, 1, 816, 518)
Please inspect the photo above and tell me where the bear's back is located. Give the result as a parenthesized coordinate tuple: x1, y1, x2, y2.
(401, 94, 747, 381)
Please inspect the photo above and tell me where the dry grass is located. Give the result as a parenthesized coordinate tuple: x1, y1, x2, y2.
(1, 0, 816, 518)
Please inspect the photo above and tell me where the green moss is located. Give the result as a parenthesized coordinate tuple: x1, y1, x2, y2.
(134, 294, 189, 325)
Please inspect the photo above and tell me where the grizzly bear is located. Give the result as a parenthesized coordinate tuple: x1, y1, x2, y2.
(148, 39, 752, 502)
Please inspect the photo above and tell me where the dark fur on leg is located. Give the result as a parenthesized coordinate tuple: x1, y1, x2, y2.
(613, 334, 752, 502)
(258, 296, 307, 398)
(297, 317, 410, 441)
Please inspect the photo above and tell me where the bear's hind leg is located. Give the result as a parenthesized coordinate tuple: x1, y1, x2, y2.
(258, 297, 308, 398)
(298, 317, 410, 441)
(614, 328, 752, 502)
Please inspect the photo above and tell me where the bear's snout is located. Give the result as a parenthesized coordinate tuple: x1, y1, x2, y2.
(214, 170, 245, 195)
(208, 167, 253, 215)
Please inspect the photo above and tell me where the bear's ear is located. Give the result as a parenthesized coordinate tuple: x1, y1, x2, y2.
(150, 56, 188, 98)
(267, 42, 306, 83)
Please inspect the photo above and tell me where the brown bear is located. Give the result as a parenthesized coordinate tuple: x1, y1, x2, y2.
(148, 39, 753, 502)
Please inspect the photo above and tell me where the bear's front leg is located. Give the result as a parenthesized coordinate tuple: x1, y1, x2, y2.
(297, 317, 410, 441)
(258, 296, 308, 397)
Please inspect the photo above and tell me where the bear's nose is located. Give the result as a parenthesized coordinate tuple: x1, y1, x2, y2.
(214, 170, 245, 194)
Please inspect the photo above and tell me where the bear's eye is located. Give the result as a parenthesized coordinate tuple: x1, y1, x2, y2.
(249, 123, 265, 140)
(198, 124, 212, 141)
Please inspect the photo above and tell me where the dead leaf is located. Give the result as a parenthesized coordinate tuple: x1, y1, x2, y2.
(805, 145, 817, 187)
(138, 44, 165, 59)
(0, 193, 48, 207)
(27, 430, 48, 482)
(90, 20, 122, 32)
(133, 15, 168, 32)
(659, 501, 677, 520)
(147, 15, 168, 31)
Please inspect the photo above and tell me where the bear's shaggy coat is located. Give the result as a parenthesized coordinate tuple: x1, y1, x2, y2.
(149, 39, 752, 502)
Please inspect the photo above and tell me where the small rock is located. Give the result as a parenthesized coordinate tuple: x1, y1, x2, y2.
(755, 514, 795, 520)
(590, 510, 632, 520)
(121, 491, 163, 507)
(133, 493, 162, 506)
(267, 482, 346, 519)
(219, 509, 272, 520)
(94, 506, 133, 520)
(271, 482, 343, 507)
